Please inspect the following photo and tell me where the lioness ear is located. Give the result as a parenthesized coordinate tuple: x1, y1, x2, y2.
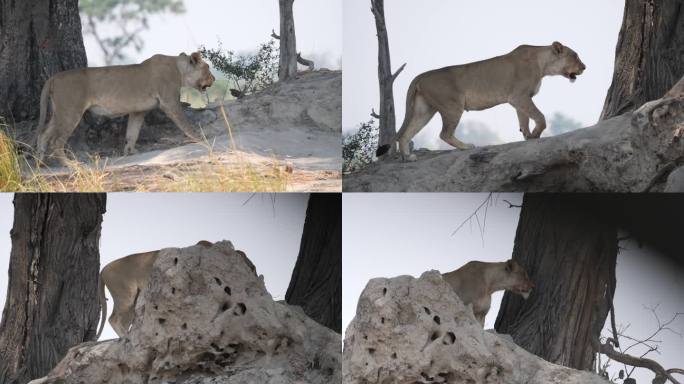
(552, 41, 564, 55)
(190, 52, 202, 65)
(505, 259, 514, 272)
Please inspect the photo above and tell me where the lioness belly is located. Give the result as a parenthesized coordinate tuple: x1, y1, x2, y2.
(89, 97, 159, 117)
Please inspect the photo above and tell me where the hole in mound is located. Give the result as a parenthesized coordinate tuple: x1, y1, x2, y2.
(214, 277, 222, 285)
(424, 307, 431, 315)
(381, 317, 385, 324)
(443, 332, 456, 345)
(171, 287, 176, 294)
(234, 302, 246, 315)
(391, 352, 397, 359)
(174, 258, 178, 265)
(382, 287, 387, 296)
(368, 348, 375, 355)
(430, 331, 440, 342)
(220, 302, 231, 312)
(211, 343, 222, 351)
(224, 286, 231, 295)
(157, 318, 166, 325)
(181, 323, 187, 330)
(433, 316, 441, 325)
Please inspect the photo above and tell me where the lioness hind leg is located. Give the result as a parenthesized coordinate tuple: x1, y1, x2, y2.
(398, 94, 436, 162)
(439, 108, 474, 150)
(124, 112, 146, 155)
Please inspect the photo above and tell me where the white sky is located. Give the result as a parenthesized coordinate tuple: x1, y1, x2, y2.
(0, 193, 308, 341)
(83, 0, 342, 69)
(342, 1, 624, 148)
(343, 193, 684, 384)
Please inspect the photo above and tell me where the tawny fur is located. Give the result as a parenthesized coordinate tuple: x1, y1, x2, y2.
(36, 52, 215, 166)
(442, 259, 534, 327)
(378, 42, 586, 161)
(96, 240, 251, 339)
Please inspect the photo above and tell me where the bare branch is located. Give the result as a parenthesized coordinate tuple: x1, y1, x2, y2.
(370, 108, 381, 119)
(271, 29, 280, 40)
(593, 337, 681, 384)
(451, 193, 493, 237)
(296, 52, 315, 71)
(502, 199, 522, 208)
(391, 62, 406, 81)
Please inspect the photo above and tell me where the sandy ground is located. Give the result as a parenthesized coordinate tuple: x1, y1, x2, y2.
(33, 128, 341, 192)
(27, 71, 342, 192)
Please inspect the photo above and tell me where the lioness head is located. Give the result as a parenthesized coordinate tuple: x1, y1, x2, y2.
(178, 52, 215, 92)
(548, 41, 586, 83)
(502, 259, 534, 299)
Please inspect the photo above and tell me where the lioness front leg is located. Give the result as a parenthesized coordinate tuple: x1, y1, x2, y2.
(159, 100, 202, 143)
(511, 97, 546, 139)
(516, 110, 532, 140)
(124, 112, 146, 155)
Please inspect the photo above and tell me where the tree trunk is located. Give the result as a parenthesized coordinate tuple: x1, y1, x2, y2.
(286, 193, 342, 333)
(371, 0, 405, 152)
(494, 194, 617, 371)
(343, 89, 684, 192)
(278, 0, 298, 81)
(0, 0, 86, 123)
(0, 194, 106, 384)
(600, 0, 684, 120)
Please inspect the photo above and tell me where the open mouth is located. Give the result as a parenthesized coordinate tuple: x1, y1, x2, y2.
(565, 72, 578, 82)
(512, 286, 532, 299)
(201, 84, 209, 91)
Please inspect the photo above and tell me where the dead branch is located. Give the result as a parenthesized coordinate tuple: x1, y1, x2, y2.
(297, 52, 315, 71)
(370, 108, 381, 119)
(271, 28, 280, 39)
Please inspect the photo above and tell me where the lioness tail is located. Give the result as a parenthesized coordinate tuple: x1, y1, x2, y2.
(96, 273, 107, 340)
(375, 77, 420, 158)
(36, 77, 53, 137)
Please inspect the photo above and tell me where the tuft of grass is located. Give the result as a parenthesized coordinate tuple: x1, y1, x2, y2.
(0, 129, 22, 192)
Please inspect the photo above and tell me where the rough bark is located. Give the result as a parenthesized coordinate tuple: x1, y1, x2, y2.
(343, 271, 607, 384)
(343, 89, 684, 192)
(601, 0, 684, 120)
(371, 0, 406, 152)
(278, 0, 298, 81)
(0, 0, 86, 122)
(0, 193, 106, 384)
(286, 193, 342, 333)
(494, 194, 617, 371)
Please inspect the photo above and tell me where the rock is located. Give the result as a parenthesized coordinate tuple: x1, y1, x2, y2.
(342, 270, 607, 384)
(344, 96, 684, 192)
(29, 241, 341, 384)
(665, 166, 684, 192)
(216, 70, 341, 134)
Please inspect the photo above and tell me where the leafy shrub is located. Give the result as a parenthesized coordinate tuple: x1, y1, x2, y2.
(199, 39, 279, 99)
(343, 120, 378, 173)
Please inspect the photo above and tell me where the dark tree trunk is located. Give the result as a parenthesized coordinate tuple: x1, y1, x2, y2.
(0, 194, 106, 384)
(0, 0, 86, 123)
(600, 0, 684, 120)
(278, 0, 298, 81)
(494, 194, 617, 371)
(371, 0, 405, 152)
(286, 193, 342, 333)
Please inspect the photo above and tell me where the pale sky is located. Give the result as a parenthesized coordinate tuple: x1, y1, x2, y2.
(342, 1, 624, 148)
(0, 193, 308, 341)
(83, 0, 342, 69)
(343, 193, 684, 384)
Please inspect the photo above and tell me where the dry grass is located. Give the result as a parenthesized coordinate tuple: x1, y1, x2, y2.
(0, 105, 293, 192)
(0, 129, 23, 192)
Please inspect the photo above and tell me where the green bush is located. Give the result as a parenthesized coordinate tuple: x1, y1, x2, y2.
(199, 39, 279, 99)
(343, 120, 378, 173)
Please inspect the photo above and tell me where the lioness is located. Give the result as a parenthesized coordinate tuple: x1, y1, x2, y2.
(36, 52, 215, 166)
(96, 240, 253, 339)
(442, 259, 534, 327)
(377, 42, 586, 161)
